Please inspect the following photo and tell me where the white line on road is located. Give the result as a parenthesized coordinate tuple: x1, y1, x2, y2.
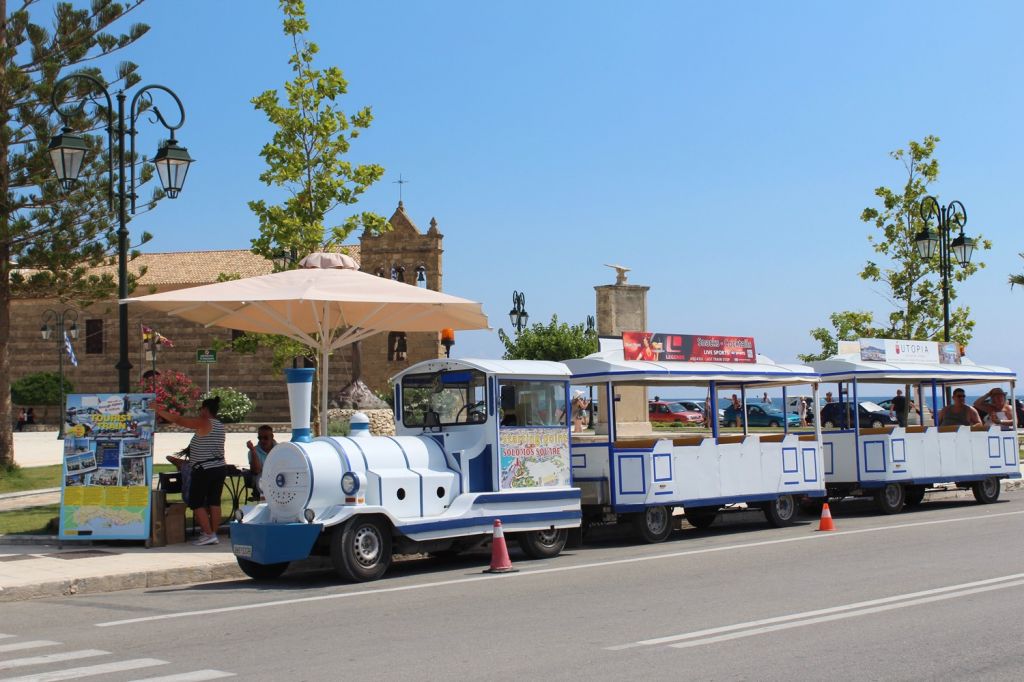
(0, 658, 166, 682)
(95, 509, 1024, 628)
(0, 650, 107, 671)
(609, 572, 1024, 650)
(667, 578, 1024, 649)
(0, 643, 58, 655)
(127, 671, 235, 681)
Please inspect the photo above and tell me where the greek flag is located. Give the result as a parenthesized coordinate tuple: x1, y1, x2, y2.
(64, 330, 78, 367)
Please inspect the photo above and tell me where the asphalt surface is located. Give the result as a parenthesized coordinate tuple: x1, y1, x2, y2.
(3, 492, 1023, 681)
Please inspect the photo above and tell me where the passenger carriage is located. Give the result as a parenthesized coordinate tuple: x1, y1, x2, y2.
(564, 343, 826, 542)
(810, 340, 1021, 513)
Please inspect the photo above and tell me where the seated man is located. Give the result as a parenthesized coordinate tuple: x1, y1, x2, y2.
(939, 388, 982, 427)
(246, 425, 277, 499)
(973, 387, 1015, 428)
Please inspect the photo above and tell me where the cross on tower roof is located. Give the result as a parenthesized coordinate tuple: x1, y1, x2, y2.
(393, 173, 410, 203)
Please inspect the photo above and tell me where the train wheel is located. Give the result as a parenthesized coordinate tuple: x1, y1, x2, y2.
(873, 483, 904, 514)
(330, 516, 392, 582)
(762, 495, 796, 527)
(518, 528, 568, 559)
(684, 506, 718, 529)
(904, 486, 926, 507)
(972, 477, 1001, 504)
(633, 505, 674, 543)
(236, 558, 289, 581)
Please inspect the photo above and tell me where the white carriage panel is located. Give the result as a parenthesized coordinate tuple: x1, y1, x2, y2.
(674, 440, 720, 501)
(800, 440, 823, 487)
(888, 429, 909, 477)
(646, 441, 677, 502)
(951, 428, 974, 477)
(398, 437, 458, 516)
(718, 441, 761, 498)
(822, 432, 857, 482)
(1002, 432, 1019, 469)
(935, 429, 961, 479)
(613, 451, 648, 506)
(913, 429, 939, 479)
(570, 443, 609, 479)
(734, 438, 765, 496)
(759, 439, 784, 492)
(859, 434, 889, 482)
(970, 428, 1000, 476)
(376, 468, 422, 518)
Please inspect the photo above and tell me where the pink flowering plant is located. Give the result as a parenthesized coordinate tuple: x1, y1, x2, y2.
(140, 371, 201, 419)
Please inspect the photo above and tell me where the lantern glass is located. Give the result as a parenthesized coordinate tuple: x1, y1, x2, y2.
(951, 235, 975, 267)
(41, 324, 52, 341)
(914, 228, 938, 260)
(69, 323, 79, 340)
(47, 129, 89, 190)
(153, 140, 193, 198)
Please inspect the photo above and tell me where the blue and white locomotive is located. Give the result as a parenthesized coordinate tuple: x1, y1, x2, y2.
(231, 360, 581, 581)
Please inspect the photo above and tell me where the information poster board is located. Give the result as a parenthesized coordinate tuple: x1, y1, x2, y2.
(59, 393, 156, 541)
(858, 338, 961, 365)
(498, 427, 571, 489)
(622, 331, 756, 363)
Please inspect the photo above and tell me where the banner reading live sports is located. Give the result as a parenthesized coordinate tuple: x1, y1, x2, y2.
(59, 393, 156, 541)
(622, 331, 756, 363)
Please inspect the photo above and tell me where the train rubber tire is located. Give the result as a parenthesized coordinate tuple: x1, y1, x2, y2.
(684, 507, 718, 529)
(972, 477, 1001, 504)
(761, 495, 797, 527)
(518, 528, 568, 559)
(904, 486, 926, 507)
(236, 558, 289, 581)
(873, 483, 905, 514)
(330, 516, 392, 582)
(632, 505, 674, 543)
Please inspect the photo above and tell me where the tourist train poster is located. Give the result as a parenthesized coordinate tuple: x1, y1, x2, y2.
(499, 427, 571, 489)
(59, 393, 156, 541)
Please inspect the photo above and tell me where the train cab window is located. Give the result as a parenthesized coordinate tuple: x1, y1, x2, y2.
(401, 370, 487, 427)
(498, 380, 567, 428)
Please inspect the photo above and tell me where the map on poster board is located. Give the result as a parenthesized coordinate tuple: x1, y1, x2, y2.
(59, 393, 156, 541)
(499, 427, 571, 489)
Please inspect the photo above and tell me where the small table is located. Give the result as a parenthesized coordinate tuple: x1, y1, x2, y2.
(223, 465, 252, 519)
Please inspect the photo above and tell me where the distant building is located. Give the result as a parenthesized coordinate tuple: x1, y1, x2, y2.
(9, 201, 446, 421)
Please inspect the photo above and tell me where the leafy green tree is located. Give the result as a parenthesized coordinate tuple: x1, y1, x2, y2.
(247, 0, 387, 262)
(801, 136, 990, 361)
(244, 0, 389, 427)
(10, 372, 73, 405)
(1009, 254, 1024, 290)
(498, 315, 598, 361)
(1, 0, 151, 468)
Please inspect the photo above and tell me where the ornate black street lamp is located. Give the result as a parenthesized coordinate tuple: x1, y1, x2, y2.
(916, 197, 975, 342)
(48, 74, 194, 393)
(40, 308, 78, 437)
(508, 290, 529, 333)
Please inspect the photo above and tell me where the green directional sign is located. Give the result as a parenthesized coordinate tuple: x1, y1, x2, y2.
(196, 349, 217, 364)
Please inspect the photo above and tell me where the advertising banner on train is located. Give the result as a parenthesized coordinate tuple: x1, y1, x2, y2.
(858, 339, 961, 365)
(59, 393, 156, 541)
(622, 331, 756, 363)
(498, 427, 571, 489)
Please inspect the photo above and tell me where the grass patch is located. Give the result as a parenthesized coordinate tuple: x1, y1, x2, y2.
(0, 463, 177, 494)
(0, 504, 59, 535)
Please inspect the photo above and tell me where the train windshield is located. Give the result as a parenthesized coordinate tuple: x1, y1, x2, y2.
(401, 370, 488, 427)
(498, 380, 567, 427)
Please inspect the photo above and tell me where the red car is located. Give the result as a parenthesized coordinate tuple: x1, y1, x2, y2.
(648, 401, 703, 424)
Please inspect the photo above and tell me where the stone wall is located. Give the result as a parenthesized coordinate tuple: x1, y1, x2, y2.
(326, 408, 396, 436)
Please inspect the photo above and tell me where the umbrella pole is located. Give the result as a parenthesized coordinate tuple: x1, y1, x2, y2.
(321, 343, 329, 437)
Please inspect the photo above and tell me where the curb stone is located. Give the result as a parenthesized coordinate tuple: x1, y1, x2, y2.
(0, 488, 61, 501)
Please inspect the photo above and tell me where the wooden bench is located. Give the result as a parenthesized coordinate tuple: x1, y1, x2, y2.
(716, 435, 746, 445)
(798, 434, 818, 441)
(758, 434, 787, 443)
(613, 438, 661, 450)
(905, 425, 926, 434)
(938, 425, 963, 433)
(672, 436, 704, 447)
(859, 427, 895, 436)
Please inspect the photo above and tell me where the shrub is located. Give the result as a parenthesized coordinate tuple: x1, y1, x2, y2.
(327, 419, 350, 437)
(201, 387, 254, 423)
(11, 372, 73, 405)
(139, 371, 201, 418)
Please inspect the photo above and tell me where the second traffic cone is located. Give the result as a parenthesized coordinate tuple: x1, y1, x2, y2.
(484, 519, 517, 574)
(817, 502, 836, 532)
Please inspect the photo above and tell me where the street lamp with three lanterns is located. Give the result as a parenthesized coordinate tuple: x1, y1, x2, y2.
(47, 74, 194, 392)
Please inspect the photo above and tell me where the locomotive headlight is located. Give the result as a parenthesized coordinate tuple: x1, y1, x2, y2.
(303, 508, 316, 523)
(341, 472, 360, 495)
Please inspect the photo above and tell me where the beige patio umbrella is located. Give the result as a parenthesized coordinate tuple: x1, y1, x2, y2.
(123, 252, 489, 433)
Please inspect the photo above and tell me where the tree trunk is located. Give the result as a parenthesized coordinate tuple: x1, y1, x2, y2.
(334, 340, 387, 409)
(0, 0, 16, 468)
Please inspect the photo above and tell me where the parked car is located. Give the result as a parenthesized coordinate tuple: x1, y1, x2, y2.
(819, 401, 898, 429)
(672, 399, 728, 425)
(723, 403, 800, 428)
(649, 401, 703, 424)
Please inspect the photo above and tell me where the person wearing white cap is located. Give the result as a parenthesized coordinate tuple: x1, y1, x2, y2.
(570, 389, 591, 433)
(974, 387, 1015, 427)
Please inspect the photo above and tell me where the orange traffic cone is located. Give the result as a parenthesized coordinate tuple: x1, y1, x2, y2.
(817, 502, 836, 532)
(484, 519, 518, 574)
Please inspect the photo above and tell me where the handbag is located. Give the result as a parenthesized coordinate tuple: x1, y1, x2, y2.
(180, 462, 194, 507)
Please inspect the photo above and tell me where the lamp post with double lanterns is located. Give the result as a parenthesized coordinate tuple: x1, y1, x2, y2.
(915, 196, 976, 343)
(40, 309, 78, 438)
(48, 74, 194, 393)
(509, 290, 529, 333)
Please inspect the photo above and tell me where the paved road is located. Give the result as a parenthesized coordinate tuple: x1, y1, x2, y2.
(4, 492, 1023, 681)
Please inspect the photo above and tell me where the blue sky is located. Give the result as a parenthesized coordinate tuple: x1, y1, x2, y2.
(72, 0, 1024, 371)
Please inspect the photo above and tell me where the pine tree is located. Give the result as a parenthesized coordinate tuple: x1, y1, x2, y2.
(1, 0, 152, 468)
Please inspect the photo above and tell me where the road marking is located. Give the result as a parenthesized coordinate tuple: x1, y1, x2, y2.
(95, 509, 1024, 627)
(667, 578, 1024, 649)
(0, 658, 166, 682)
(0, 643, 58, 655)
(608, 572, 1024, 650)
(0, 651, 108, 672)
(127, 671, 235, 681)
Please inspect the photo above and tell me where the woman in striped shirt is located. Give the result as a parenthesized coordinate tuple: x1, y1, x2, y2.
(158, 397, 227, 546)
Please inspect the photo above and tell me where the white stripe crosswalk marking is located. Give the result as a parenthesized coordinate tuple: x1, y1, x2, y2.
(0, 643, 58, 655)
(0, 658, 166, 682)
(127, 671, 235, 681)
(0, 650, 107, 671)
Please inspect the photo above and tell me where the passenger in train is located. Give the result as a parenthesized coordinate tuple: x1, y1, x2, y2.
(938, 389, 982, 426)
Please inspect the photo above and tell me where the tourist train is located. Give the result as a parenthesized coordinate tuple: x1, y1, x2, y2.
(230, 336, 1020, 582)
